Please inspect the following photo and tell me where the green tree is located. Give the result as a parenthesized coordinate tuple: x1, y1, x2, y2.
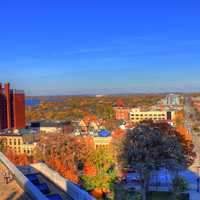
(82, 146, 116, 196)
(119, 121, 193, 200)
(172, 176, 188, 200)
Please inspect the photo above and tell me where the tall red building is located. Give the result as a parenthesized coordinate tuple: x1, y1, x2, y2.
(0, 82, 26, 129)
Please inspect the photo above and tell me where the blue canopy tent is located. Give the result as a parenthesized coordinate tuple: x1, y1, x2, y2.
(98, 130, 110, 137)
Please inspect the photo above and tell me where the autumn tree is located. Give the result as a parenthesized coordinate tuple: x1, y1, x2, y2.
(119, 121, 195, 200)
(111, 129, 126, 177)
(4, 148, 30, 166)
(174, 110, 185, 126)
(82, 146, 116, 198)
(34, 133, 94, 183)
(116, 98, 124, 107)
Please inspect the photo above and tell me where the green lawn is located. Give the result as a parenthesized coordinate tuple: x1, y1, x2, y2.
(148, 192, 172, 200)
(148, 192, 189, 200)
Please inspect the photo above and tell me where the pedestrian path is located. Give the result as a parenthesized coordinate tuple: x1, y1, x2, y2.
(185, 167, 200, 200)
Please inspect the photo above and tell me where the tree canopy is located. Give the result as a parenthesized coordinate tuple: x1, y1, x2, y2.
(34, 133, 94, 183)
(119, 121, 195, 200)
(82, 146, 116, 197)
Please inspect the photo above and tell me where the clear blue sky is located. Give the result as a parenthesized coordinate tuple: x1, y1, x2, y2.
(0, 1, 200, 95)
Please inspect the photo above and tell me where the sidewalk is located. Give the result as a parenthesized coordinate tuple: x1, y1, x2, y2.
(185, 166, 200, 200)
(188, 182, 200, 200)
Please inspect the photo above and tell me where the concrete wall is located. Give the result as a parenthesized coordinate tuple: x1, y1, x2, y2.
(31, 163, 96, 200)
(0, 152, 48, 200)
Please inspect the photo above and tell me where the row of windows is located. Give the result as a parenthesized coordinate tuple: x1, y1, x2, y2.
(95, 144, 109, 149)
(130, 113, 165, 117)
(131, 117, 166, 121)
(8, 138, 22, 146)
(13, 147, 33, 155)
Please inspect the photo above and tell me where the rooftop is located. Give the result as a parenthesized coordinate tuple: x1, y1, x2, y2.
(0, 128, 38, 137)
(30, 120, 70, 128)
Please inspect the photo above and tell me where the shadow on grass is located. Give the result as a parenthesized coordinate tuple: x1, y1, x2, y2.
(148, 192, 189, 200)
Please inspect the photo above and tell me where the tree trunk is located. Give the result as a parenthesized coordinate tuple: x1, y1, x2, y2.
(141, 172, 150, 200)
(141, 183, 147, 200)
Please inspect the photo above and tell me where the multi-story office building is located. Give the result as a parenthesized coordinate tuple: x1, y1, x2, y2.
(129, 108, 175, 123)
(163, 94, 180, 106)
(0, 82, 26, 130)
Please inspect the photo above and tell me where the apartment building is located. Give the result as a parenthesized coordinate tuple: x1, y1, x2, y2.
(0, 130, 38, 156)
(129, 108, 175, 123)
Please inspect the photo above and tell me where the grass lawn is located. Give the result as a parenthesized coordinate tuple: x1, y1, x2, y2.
(148, 192, 172, 200)
(148, 192, 189, 200)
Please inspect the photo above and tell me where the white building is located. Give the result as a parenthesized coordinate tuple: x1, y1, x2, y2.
(163, 94, 180, 106)
(129, 108, 175, 123)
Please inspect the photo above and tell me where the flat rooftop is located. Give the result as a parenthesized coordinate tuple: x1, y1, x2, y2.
(30, 120, 70, 128)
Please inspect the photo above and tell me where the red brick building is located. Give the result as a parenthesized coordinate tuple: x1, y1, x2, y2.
(114, 107, 130, 121)
(0, 82, 26, 129)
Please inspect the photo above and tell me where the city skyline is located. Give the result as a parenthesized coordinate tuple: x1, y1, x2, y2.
(1, 1, 200, 95)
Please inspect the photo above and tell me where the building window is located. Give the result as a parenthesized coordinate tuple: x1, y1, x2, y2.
(14, 139, 16, 145)
(18, 139, 21, 145)
(9, 139, 12, 145)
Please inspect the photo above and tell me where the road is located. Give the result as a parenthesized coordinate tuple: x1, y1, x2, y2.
(184, 97, 200, 172)
(183, 96, 200, 199)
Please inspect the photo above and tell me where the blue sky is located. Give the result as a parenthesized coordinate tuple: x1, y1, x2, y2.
(0, 1, 200, 95)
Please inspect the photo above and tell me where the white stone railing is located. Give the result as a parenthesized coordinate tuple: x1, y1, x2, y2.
(31, 163, 96, 200)
(0, 152, 48, 200)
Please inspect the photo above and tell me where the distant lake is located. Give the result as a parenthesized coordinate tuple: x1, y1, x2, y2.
(26, 98, 64, 106)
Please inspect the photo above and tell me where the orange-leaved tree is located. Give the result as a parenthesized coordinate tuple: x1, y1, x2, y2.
(34, 133, 94, 183)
